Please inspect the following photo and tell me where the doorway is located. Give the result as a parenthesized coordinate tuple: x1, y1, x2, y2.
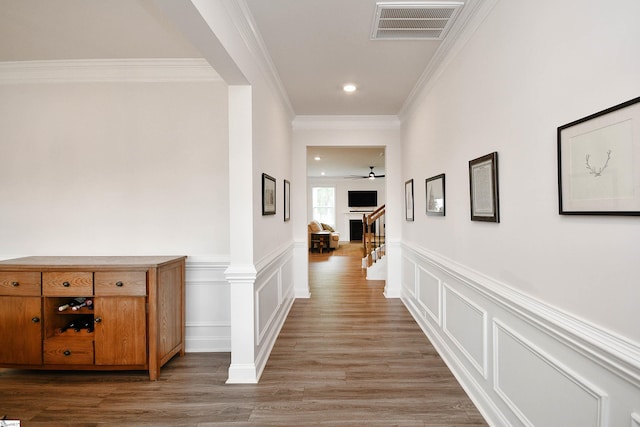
(306, 146, 385, 243)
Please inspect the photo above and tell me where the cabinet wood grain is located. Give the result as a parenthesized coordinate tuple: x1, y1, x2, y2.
(94, 296, 147, 366)
(43, 272, 93, 296)
(0, 271, 41, 296)
(0, 256, 186, 380)
(0, 296, 42, 365)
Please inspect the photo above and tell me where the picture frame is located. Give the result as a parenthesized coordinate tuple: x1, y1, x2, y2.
(283, 179, 291, 221)
(558, 96, 640, 215)
(262, 173, 276, 215)
(405, 179, 414, 221)
(425, 174, 445, 216)
(469, 152, 500, 222)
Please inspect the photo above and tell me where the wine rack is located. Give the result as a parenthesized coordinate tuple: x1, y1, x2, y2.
(0, 256, 186, 380)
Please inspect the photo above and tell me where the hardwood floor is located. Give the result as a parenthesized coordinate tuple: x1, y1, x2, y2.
(0, 244, 487, 426)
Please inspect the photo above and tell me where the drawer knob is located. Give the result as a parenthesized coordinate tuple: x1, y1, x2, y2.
(63, 350, 71, 357)
(11, 281, 19, 287)
(31, 317, 40, 323)
(94, 317, 102, 324)
(115, 281, 124, 287)
(63, 281, 70, 287)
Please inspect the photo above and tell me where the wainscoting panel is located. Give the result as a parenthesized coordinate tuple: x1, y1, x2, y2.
(443, 284, 487, 378)
(253, 246, 295, 379)
(417, 266, 441, 326)
(494, 320, 606, 427)
(401, 243, 640, 427)
(402, 257, 416, 298)
(184, 257, 231, 352)
(188, 246, 295, 383)
(256, 269, 281, 345)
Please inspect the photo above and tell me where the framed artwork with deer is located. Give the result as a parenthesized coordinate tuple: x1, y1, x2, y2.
(558, 96, 640, 215)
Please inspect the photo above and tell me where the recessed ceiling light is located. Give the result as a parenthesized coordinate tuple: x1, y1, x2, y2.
(321, 172, 325, 176)
(314, 156, 321, 161)
(343, 83, 357, 93)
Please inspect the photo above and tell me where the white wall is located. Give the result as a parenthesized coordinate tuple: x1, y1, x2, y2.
(240, 80, 295, 380)
(0, 67, 233, 353)
(0, 79, 229, 258)
(400, 0, 640, 425)
(402, 0, 640, 345)
(251, 82, 294, 263)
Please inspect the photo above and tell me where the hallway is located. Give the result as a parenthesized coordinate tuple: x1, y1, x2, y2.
(253, 244, 488, 425)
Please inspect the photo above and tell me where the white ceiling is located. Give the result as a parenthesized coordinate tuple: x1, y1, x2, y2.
(307, 147, 386, 179)
(0, 0, 201, 61)
(244, 0, 445, 116)
(0, 0, 470, 177)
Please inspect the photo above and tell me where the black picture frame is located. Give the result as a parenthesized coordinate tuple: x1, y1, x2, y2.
(405, 179, 414, 221)
(426, 174, 445, 216)
(262, 173, 276, 215)
(283, 179, 291, 221)
(558, 96, 640, 215)
(469, 152, 499, 222)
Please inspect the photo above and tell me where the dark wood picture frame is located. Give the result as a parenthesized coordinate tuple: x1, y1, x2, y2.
(262, 173, 276, 215)
(425, 174, 445, 216)
(283, 179, 291, 221)
(405, 179, 414, 221)
(558, 96, 640, 215)
(469, 152, 499, 222)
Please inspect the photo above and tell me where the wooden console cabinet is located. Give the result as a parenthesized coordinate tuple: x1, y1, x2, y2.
(0, 256, 186, 380)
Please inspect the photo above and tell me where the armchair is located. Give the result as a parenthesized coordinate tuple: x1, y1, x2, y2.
(308, 220, 340, 250)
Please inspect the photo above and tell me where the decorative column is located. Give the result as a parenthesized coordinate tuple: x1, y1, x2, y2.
(225, 85, 259, 383)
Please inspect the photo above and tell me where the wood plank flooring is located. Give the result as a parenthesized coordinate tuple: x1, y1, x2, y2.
(0, 244, 487, 426)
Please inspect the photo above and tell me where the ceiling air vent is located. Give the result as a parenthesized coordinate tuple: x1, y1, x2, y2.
(371, 1, 464, 40)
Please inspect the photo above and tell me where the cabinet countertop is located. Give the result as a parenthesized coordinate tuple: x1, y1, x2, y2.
(0, 256, 187, 270)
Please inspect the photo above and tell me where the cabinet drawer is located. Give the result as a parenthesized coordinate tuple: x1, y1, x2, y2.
(94, 271, 146, 296)
(43, 272, 93, 296)
(44, 337, 94, 365)
(0, 272, 41, 296)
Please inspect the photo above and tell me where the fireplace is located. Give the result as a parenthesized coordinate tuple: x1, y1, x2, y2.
(349, 219, 376, 241)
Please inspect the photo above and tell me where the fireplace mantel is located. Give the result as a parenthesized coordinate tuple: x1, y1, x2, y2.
(344, 211, 373, 219)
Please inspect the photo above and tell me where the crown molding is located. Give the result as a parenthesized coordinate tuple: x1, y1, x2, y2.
(292, 115, 401, 130)
(399, 0, 500, 121)
(0, 58, 221, 84)
(228, 0, 295, 119)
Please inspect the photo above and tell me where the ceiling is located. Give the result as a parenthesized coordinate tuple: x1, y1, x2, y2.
(0, 0, 201, 61)
(307, 147, 386, 179)
(0, 0, 467, 116)
(0, 0, 470, 177)
(244, 0, 448, 116)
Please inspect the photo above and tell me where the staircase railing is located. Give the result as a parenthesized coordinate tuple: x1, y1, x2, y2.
(362, 204, 385, 267)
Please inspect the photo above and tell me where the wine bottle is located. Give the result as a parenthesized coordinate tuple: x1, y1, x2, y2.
(58, 297, 87, 312)
(73, 317, 93, 332)
(71, 299, 93, 311)
(59, 319, 80, 333)
(59, 315, 93, 333)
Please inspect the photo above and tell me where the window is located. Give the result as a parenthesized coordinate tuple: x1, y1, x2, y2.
(312, 187, 336, 227)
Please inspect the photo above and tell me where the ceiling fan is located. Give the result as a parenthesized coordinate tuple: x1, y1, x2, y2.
(353, 166, 385, 180)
